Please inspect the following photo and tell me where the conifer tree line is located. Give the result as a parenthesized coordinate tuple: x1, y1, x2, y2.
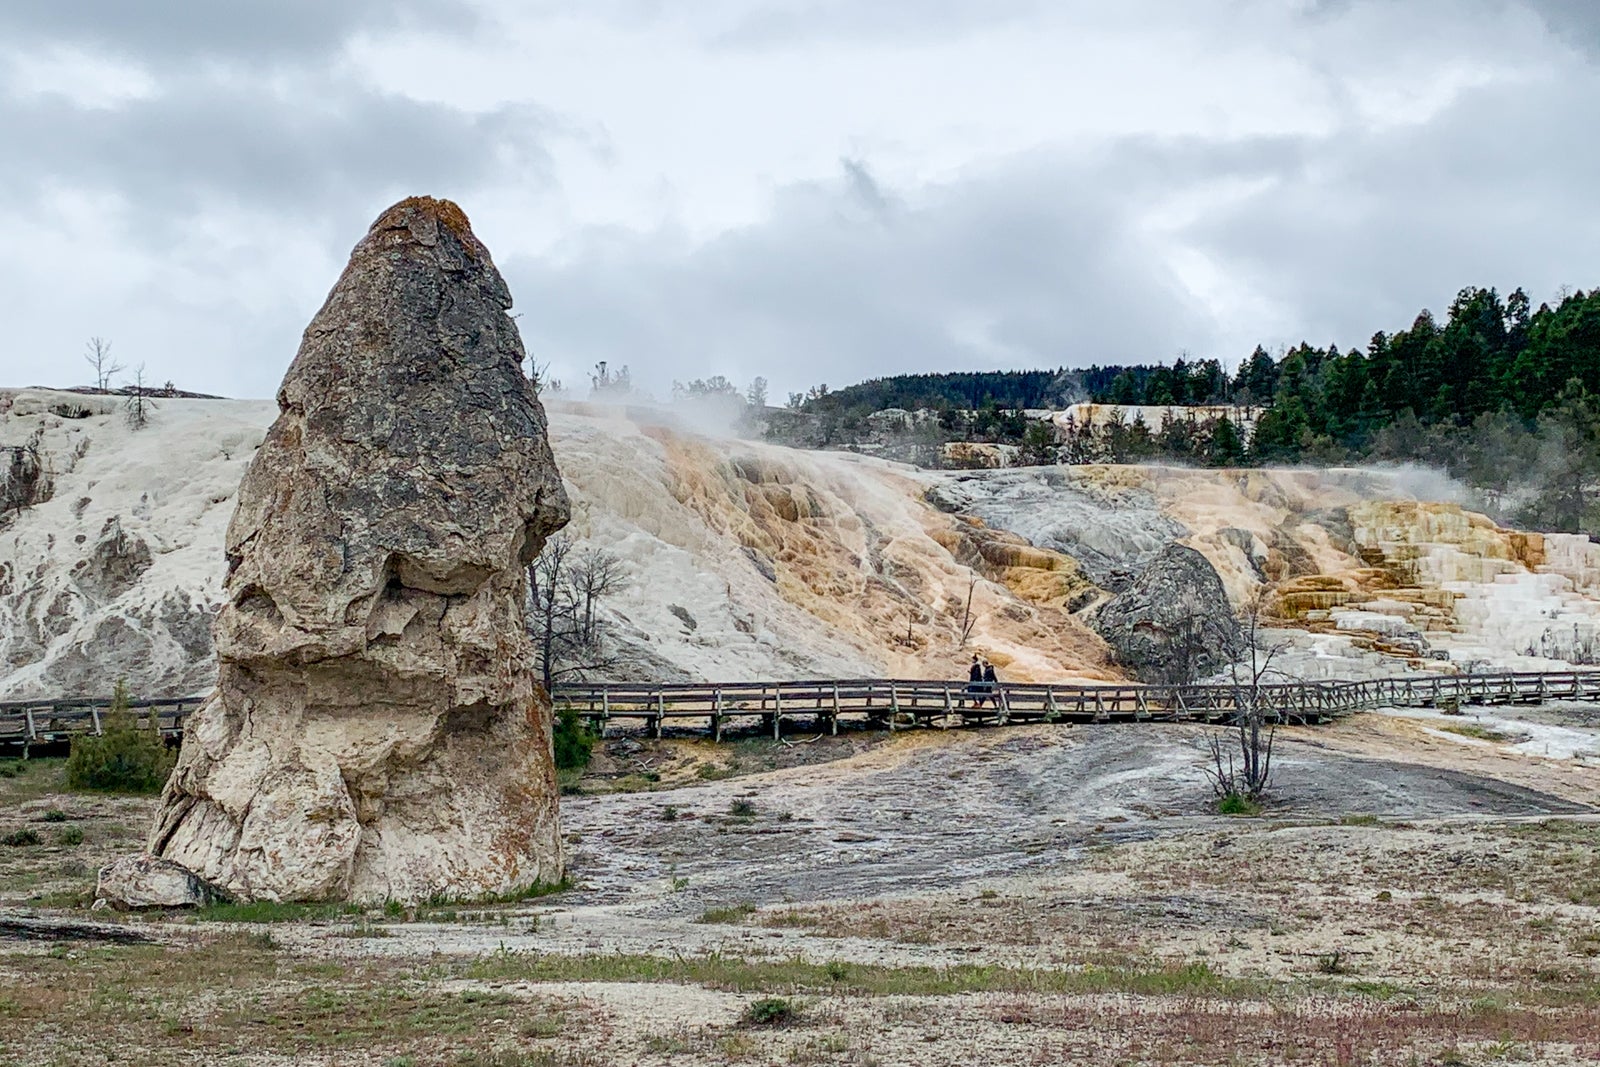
(791, 285, 1600, 535)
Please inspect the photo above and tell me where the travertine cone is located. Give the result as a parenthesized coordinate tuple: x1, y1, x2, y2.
(145, 197, 570, 903)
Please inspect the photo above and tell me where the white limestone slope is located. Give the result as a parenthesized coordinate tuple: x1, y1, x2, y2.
(0, 390, 267, 698)
(0, 393, 1111, 698)
(9, 386, 1600, 700)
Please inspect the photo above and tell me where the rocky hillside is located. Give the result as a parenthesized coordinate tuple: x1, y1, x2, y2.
(4, 388, 1600, 699)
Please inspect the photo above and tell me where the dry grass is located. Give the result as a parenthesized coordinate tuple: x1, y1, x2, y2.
(0, 936, 590, 1067)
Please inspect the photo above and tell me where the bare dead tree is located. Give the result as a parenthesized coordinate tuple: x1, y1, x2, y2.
(0, 431, 50, 524)
(124, 364, 155, 430)
(958, 577, 978, 647)
(570, 545, 628, 644)
(84, 337, 123, 391)
(1204, 591, 1290, 804)
(527, 358, 561, 397)
(527, 534, 628, 690)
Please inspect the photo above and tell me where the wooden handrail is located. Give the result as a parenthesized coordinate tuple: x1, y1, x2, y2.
(5, 668, 1599, 745)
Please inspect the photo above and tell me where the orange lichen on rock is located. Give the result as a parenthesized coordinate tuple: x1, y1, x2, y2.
(370, 196, 486, 262)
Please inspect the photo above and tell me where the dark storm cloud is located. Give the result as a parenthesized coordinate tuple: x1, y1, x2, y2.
(0, 82, 550, 223)
(0, 0, 479, 64)
(506, 153, 1217, 395)
(1522, 0, 1600, 54)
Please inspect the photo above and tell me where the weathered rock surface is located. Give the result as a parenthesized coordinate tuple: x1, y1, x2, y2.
(1092, 543, 1242, 683)
(139, 196, 571, 904)
(95, 854, 220, 910)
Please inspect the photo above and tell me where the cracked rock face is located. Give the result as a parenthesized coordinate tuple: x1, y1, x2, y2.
(1092, 543, 1241, 685)
(141, 197, 570, 904)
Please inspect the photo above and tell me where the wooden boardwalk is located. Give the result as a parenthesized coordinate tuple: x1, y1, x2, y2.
(551, 671, 1600, 740)
(8, 670, 1595, 751)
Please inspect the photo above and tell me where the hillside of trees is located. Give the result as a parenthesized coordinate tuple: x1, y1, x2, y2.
(787, 285, 1600, 534)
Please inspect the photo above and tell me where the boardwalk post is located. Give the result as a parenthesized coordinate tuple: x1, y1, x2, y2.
(712, 689, 723, 743)
(90, 705, 102, 736)
(889, 684, 900, 732)
(24, 708, 36, 745)
(831, 683, 841, 736)
(772, 686, 782, 740)
(654, 692, 664, 740)
(995, 685, 1008, 727)
(942, 684, 953, 729)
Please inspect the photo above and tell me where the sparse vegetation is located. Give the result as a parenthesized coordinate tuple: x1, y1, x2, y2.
(696, 901, 757, 924)
(1316, 950, 1352, 975)
(1438, 722, 1513, 743)
(728, 798, 757, 818)
(1216, 792, 1262, 817)
(741, 996, 801, 1027)
(1, 829, 40, 847)
(55, 826, 84, 847)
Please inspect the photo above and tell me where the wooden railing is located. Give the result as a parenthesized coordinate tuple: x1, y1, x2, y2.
(550, 670, 1600, 739)
(4, 670, 1598, 750)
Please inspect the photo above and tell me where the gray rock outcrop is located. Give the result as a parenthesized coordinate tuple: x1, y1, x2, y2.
(96, 854, 220, 909)
(1092, 542, 1242, 684)
(136, 196, 571, 905)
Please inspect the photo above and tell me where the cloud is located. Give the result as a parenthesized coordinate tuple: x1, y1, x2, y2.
(0, 0, 480, 66)
(0, 81, 551, 225)
(508, 47, 1600, 401)
(1183, 68, 1600, 348)
(507, 152, 1218, 399)
(1521, 0, 1600, 55)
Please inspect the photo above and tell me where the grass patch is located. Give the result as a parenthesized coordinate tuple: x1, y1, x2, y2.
(1217, 793, 1262, 817)
(696, 901, 757, 925)
(420, 879, 569, 909)
(728, 798, 757, 818)
(1437, 723, 1512, 743)
(0, 758, 67, 803)
(1340, 813, 1381, 826)
(190, 881, 568, 924)
(463, 950, 1272, 1000)
(192, 899, 364, 923)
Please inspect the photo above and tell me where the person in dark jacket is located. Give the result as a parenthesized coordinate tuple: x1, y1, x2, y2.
(966, 654, 985, 708)
(982, 659, 998, 707)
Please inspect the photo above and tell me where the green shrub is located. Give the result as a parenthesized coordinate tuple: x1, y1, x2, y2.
(742, 996, 800, 1027)
(1216, 792, 1262, 817)
(1, 828, 40, 847)
(41, 809, 68, 823)
(56, 826, 84, 847)
(552, 706, 595, 771)
(65, 681, 175, 794)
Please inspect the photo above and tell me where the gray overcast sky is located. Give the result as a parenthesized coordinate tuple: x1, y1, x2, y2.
(2, 0, 1596, 401)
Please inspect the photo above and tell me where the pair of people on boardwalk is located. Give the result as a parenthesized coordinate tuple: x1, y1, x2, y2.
(966, 653, 997, 708)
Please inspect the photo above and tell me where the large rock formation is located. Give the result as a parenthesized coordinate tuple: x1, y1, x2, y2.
(1092, 543, 1242, 684)
(140, 196, 570, 904)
